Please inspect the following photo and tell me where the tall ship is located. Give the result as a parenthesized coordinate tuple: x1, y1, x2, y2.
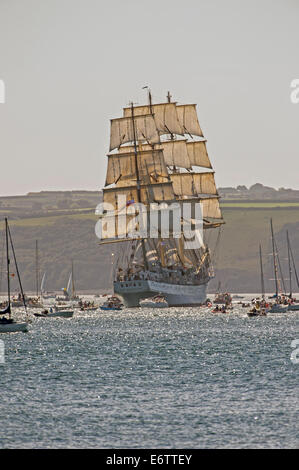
(98, 91, 224, 307)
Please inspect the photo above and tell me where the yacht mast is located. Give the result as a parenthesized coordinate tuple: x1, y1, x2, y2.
(71, 260, 75, 298)
(270, 218, 279, 297)
(5, 218, 11, 317)
(287, 231, 292, 298)
(35, 240, 39, 298)
(259, 244, 265, 300)
(289, 235, 299, 289)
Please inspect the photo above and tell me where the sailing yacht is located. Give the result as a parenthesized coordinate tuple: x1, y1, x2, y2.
(268, 219, 288, 313)
(98, 91, 225, 307)
(286, 231, 299, 311)
(39, 272, 55, 299)
(247, 245, 268, 317)
(0, 218, 29, 333)
(57, 261, 79, 302)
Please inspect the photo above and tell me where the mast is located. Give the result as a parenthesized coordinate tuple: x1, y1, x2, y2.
(0, 235, 4, 294)
(71, 260, 75, 298)
(5, 218, 11, 316)
(35, 240, 39, 298)
(288, 232, 299, 291)
(287, 231, 299, 295)
(270, 218, 279, 297)
(259, 244, 265, 300)
(148, 89, 153, 114)
(7, 222, 27, 313)
(274, 237, 286, 295)
(130, 102, 148, 270)
(286, 230, 292, 298)
(166, 90, 176, 170)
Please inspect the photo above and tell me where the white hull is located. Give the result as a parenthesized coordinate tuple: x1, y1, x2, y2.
(114, 279, 207, 307)
(0, 322, 29, 333)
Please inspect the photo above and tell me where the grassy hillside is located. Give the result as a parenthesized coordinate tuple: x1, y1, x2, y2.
(209, 207, 299, 293)
(0, 193, 298, 294)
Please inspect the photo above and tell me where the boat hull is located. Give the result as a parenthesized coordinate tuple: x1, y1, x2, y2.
(48, 310, 73, 318)
(288, 304, 299, 311)
(114, 279, 207, 307)
(100, 306, 122, 311)
(0, 322, 29, 333)
(140, 301, 168, 308)
(247, 312, 267, 317)
(268, 305, 288, 313)
(34, 310, 73, 318)
(80, 307, 98, 312)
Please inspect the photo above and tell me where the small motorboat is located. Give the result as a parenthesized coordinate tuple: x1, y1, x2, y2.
(80, 305, 98, 312)
(78, 300, 98, 311)
(34, 308, 73, 318)
(100, 296, 123, 311)
(139, 294, 169, 308)
(268, 304, 288, 313)
(247, 308, 267, 317)
(27, 298, 44, 308)
(287, 303, 299, 311)
(0, 316, 29, 333)
(211, 305, 228, 314)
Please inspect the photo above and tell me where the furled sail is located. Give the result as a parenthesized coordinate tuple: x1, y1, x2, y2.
(105, 149, 169, 186)
(110, 114, 160, 151)
(170, 172, 217, 197)
(123, 102, 184, 136)
(176, 104, 203, 137)
(186, 141, 212, 168)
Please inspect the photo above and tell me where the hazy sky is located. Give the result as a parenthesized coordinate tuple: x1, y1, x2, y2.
(0, 0, 298, 196)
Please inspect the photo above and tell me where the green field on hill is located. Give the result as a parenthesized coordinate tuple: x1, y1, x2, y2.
(221, 201, 299, 208)
(0, 199, 298, 294)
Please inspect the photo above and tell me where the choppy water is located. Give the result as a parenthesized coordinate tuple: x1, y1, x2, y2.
(0, 297, 298, 449)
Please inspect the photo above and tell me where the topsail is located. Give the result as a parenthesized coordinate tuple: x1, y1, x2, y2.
(176, 104, 203, 137)
(110, 114, 160, 151)
(123, 102, 185, 136)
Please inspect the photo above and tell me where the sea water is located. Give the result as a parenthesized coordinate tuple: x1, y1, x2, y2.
(0, 297, 298, 448)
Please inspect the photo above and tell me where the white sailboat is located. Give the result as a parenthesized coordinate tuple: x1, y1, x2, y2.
(247, 245, 268, 317)
(40, 272, 56, 299)
(34, 264, 74, 318)
(35, 268, 74, 318)
(0, 218, 29, 333)
(139, 294, 169, 308)
(268, 220, 288, 313)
